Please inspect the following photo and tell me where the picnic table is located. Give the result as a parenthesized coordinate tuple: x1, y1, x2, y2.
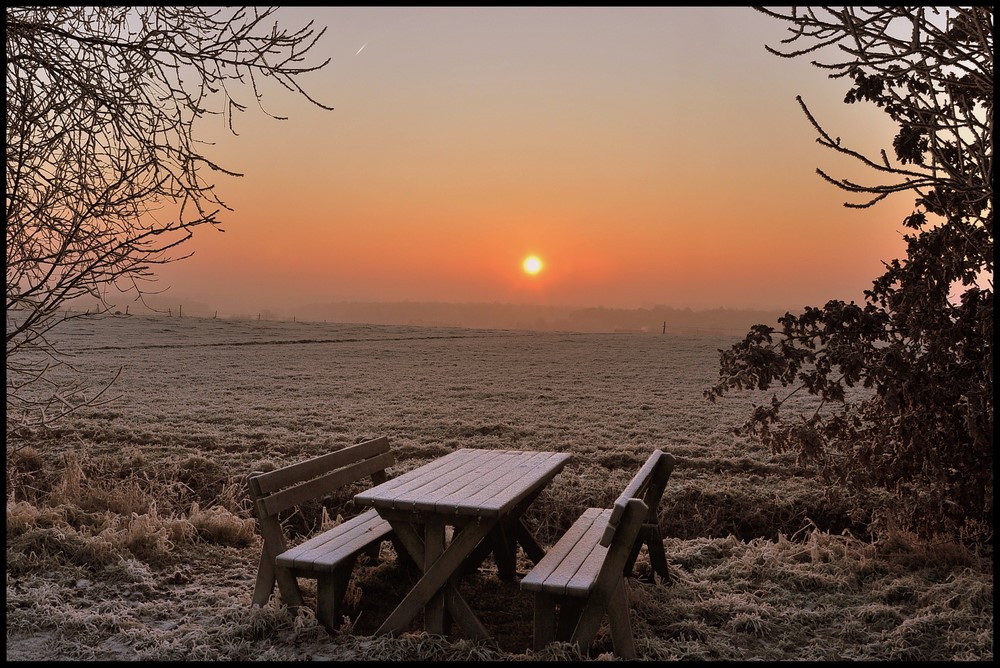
(353, 448, 571, 639)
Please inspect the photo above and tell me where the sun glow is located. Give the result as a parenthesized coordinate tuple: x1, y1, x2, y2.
(522, 255, 543, 275)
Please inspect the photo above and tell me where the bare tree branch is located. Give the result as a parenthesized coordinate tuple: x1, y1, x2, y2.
(6, 6, 334, 432)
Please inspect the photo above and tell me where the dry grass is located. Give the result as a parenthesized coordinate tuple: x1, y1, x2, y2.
(5, 315, 993, 661)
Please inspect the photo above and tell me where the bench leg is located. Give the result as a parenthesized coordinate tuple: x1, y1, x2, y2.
(315, 561, 354, 633)
(624, 535, 644, 579)
(606, 578, 636, 659)
(252, 550, 276, 606)
(252, 547, 306, 610)
(275, 566, 305, 611)
(532, 592, 558, 651)
(645, 527, 672, 585)
(555, 597, 584, 642)
(625, 526, 672, 585)
(571, 576, 637, 658)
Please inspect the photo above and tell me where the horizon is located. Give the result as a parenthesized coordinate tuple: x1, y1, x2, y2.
(56, 293, 796, 335)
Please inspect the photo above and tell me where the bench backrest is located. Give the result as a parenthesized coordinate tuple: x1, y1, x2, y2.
(587, 497, 649, 599)
(600, 449, 675, 547)
(248, 436, 394, 524)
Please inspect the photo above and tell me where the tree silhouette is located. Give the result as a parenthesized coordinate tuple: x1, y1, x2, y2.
(6, 7, 333, 434)
(706, 7, 992, 542)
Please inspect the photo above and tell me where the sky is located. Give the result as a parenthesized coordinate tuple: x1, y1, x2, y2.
(150, 6, 915, 317)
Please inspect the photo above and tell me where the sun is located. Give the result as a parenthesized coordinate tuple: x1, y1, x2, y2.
(522, 255, 544, 275)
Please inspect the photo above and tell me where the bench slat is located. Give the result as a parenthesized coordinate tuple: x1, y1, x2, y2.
(259, 451, 394, 517)
(605, 449, 664, 535)
(253, 437, 390, 495)
(520, 508, 610, 595)
(277, 509, 393, 572)
(564, 531, 610, 596)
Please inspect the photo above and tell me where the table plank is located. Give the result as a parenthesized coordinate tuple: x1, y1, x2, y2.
(355, 450, 570, 518)
(411, 450, 523, 513)
(354, 449, 476, 508)
(383, 451, 494, 512)
(452, 451, 570, 516)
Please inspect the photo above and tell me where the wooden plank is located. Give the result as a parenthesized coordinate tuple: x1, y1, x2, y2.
(443, 585, 491, 640)
(520, 508, 607, 593)
(354, 449, 476, 508)
(357, 450, 570, 516)
(606, 579, 636, 659)
(277, 510, 392, 572)
(520, 508, 603, 590)
(603, 450, 675, 546)
(381, 450, 493, 512)
(566, 499, 647, 656)
(261, 451, 394, 517)
(411, 450, 521, 513)
(561, 516, 612, 597)
(638, 451, 674, 514)
(512, 517, 546, 564)
(605, 450, 663, 533)
(424, 521, 447, 633)
(277, 518, 384, 568)
(532, 592, 557, 651)
(253, 437, 390, 494)
(614, 450, 663, 506)
(452, 451, 551, 515)
(387, 521, 426, 568)
(454, 451, 571, 517)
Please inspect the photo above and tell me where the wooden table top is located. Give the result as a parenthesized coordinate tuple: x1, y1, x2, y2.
(354, 448, 571, 518)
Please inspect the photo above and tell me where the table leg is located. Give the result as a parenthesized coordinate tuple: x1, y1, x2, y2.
(376, 518, 495, 639)
(460, 515, 546, 577)
(490, 521, 517, 580)
(512, 517, 546, 564)
(424, 521, 446, 634)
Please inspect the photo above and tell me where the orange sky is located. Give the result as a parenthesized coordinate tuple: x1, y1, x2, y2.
(151, 7, 914, 316)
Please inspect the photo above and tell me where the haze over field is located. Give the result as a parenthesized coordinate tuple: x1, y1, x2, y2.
(71, 295, 788, 335)
(130, 6, 913, 320)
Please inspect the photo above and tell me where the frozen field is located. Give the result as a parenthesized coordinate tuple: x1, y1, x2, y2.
(7, 312, 992, 661)
(47, 314, 751, 461)
(23, 311, 859, 539)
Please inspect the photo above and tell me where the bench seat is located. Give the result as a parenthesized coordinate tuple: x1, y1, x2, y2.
(520, 507, 611, 597)
(276, 509, 393, 573)
(248, 437, 401, 632)
(520, 449, 676, 658)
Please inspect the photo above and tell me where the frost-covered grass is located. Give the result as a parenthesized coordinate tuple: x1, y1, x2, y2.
(6, 313, 993, 660)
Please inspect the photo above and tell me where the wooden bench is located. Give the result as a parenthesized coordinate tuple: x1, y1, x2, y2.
(520, 450, 676, 658)
(247, 436, 399, 631)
